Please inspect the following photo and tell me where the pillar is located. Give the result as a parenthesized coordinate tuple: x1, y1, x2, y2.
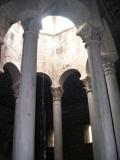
(12, 17, 41, 160)
(103, 55, 120, 158)
(77, 24, 118, 160)
(51, 87, 63, 160)
(84, 76, 99, 159)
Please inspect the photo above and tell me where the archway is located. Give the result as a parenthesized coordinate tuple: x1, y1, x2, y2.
(35, 72, 53, 160)
(60, 69, 93, 160)
(0, 63, 19, 160)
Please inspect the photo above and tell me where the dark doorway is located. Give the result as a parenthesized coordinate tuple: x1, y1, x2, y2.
(61, 69, 94, 160)
(35, 73, 53, 160)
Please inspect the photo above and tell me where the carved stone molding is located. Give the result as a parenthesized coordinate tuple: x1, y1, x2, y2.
(51, 87, 64, 101)
(77, 23, 103, 46)
(103, 62, 116, 76)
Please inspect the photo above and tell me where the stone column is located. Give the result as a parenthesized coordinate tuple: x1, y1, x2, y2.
(84, 76, 98, 159)
(51, 87, 63, 160)
(77, 24, 118, 160)
(12, 17, 41, 160)
(103, 55, 120, 158)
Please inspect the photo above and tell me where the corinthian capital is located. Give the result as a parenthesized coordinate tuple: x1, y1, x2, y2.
(51, 87, 64, 101)
(22, 16, 42, 33)
(77, 23, 103, 44)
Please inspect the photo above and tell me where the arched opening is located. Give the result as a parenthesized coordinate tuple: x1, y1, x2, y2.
(60, 69, 94, 160)
(35, 72, 53, 160)
(41, 16, 74, 34)
(1, 15, 88, 160)
(0, 63, 19, 160)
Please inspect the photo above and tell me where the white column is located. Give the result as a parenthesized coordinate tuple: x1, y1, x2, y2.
(84, 76, 96, 158)
(103, 55, 120, 158)
(12, 17, 41, 160)
(77, 24, 118, 160)
(51, 87, 63, 160)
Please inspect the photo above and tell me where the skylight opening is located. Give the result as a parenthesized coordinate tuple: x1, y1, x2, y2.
(41, 16, 74, 34)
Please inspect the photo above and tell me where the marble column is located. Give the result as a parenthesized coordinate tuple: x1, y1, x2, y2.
(51, 87, 63, 160)
(84, 76, 95, 154)
(12, 17, 41, 160)
(103, 55, 120, 158)
(77, 24, 118, 160)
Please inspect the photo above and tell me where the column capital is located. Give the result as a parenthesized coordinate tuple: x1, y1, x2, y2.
(102, 55, 116, 76)
(12, 80, 20, 99)
(22, 16, 42, 34)
(52, 87, 64, 101)
(83, 76, 92, 93)
(77, 23, 103, 46)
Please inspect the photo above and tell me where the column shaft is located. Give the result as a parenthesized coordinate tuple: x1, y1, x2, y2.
(103, 59, 120, 158)
(84, 77, 96, 158)
(52, 87, 63, 160)
(12, 18, 40, 160)
(78, 24, 118, 160)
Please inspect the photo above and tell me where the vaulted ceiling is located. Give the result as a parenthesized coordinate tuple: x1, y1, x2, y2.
(0, 0, 120, 69)
(98, 0, 120, 52)
(0, 0, 119, 46)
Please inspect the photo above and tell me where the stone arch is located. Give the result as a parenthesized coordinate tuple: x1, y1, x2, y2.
(41, 0, 90, 27)
(37, 72, 52, 86)
(36, 72, 53, 159)
(0, 0, 90, 28)
(59, 69, 81, 87)
(101, 19, 118, 61)
(3, 62, 20, 84)
(0, 0, 21, 43)
(60, 68, 93, 159)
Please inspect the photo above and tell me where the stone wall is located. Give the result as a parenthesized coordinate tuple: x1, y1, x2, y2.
(1, 22, 88, 86)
